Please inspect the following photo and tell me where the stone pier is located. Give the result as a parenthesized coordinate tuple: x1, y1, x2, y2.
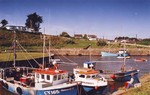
(49, 48, 150, 56)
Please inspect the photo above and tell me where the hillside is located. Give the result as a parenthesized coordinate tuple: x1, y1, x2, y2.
(0, 30, 149, 53)
(0, 30, 43, 50)
(0, 30, 103, 51)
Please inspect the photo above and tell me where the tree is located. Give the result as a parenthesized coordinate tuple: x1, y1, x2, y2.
(25, 12, 43, 32)
(83, 34, 88, 39)
(60, 32, 71, 37)
(97, 40, 107, 46)
(1, 19, 8, 27)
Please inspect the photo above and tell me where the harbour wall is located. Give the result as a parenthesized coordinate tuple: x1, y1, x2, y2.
(50, 48, 150, 56)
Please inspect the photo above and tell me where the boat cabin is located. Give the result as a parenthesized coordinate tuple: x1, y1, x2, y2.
(74, 68, 100, 80)
(34, 68, 68, 88)
(83, 61, 96, 69)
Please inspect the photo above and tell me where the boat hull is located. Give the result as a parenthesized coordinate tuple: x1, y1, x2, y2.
(112, 69, 139, 82)
(0, 80, 79, 95)
(36, 85, 78, 95)
(101, 52, 118, 57)
(83, 86, 108, 95)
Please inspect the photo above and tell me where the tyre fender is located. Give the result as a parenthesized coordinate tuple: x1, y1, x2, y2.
(16, 87, 22, 95)
(0, 81, 4, 86)
(4, 83, 8, 89)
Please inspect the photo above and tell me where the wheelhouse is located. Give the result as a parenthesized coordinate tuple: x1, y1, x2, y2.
(34, 68, 68, 86)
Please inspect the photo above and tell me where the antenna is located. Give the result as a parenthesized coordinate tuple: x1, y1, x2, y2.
(123, 41, 126, 66)
(49, 37, 51, 63)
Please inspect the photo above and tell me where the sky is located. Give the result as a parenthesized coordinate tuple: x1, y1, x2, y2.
(0, 0, 150, 39)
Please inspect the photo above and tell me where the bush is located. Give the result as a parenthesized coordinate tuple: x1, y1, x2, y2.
(97, 40, 107, 46)
(64, 39, 75, 44)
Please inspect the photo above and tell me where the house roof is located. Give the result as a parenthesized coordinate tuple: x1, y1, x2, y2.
(87, 35, 97, 38)
(74, 34, 83, 38)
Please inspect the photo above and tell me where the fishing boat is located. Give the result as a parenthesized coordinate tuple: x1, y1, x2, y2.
(101, 50, 130, 58)
(0, 31, 80, 95)
(73, 61, 108, 94)
(111, 42, 139, 82)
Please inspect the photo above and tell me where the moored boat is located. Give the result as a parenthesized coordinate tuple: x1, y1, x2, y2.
(101, 52, 118, 57)
(0, 66, 80, 95)
(73, 61, 108, 94)
(101, 50, 130, 58)
(117, 50, 130, 59)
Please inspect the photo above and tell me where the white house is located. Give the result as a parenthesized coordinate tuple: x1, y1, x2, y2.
(5, 25, 27, 31)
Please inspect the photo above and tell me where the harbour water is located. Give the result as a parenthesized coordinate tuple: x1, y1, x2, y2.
(0, 55, 150, 95)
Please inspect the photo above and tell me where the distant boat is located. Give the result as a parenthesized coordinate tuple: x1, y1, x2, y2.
(101, 52, 118, 57)
(101, 50, 130, 57)
(134, 58, 148, 62)
(117, 50, 130, 59)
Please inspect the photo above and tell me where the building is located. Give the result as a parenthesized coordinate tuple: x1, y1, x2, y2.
(87, 35, 97, 40)
(74, 34, 83, 39)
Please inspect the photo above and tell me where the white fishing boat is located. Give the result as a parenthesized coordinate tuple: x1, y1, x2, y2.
(0, 31, 80, 95)
(73, 61, 108, 94)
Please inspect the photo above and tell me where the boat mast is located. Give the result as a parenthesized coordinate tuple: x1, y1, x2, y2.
(49, 38, 51, 63)
(13, 31, 16, 68)
(123, 41, 126, 66)
(89, 44, 91, 61)
(42, 34, 46, 69)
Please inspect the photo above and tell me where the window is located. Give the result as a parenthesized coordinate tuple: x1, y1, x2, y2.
(58, 75, 61, 80)
(62, 74, 65, 79)
(92, 75, 96, 78)
(36, 74, 39, 78)
(42, 75, 44, 79)
(47, 75, 50, 80)
(54, 75, 57, 81)
(79, 75, 85, 78)
(87, 75, 91, 78)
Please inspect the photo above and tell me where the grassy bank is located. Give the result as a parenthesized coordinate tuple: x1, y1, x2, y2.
(0, 52, 48, 62)
(113, 74, 150, 95)
(123, 74, 150, 95)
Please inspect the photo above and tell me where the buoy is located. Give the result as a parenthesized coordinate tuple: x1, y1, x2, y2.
(4, 83, 8, 89)
(16, 87, 22, 95)
(95, 86, 98, 90)
(110, 75, 115, 79)
(0, 81, 4, 86)
(125, 82, 128, 88)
